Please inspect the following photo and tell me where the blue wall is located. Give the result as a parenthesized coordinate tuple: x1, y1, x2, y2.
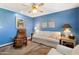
(0, 8, 34, 45)
(76, 7, 79, 34)
(34, 7, 79, 44)
(75, 7, 79, 44)
(0, 7, 79, 45)
(34, 7, 78, 35)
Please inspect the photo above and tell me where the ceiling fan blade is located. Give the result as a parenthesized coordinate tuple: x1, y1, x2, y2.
(39, 3, 44, 6)
(22, 4, 29, 6)
(28, 11, 32, 13)
(32, 3, 36, 6)
(21, 4, 31, 9)
(40, 11, 43, 13)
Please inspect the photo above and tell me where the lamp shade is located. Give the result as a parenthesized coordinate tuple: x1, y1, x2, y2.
(62, 24, 72, 28)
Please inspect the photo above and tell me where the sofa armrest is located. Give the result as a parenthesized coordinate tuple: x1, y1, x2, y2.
(47, 48, 62, 55)
(56, 45, 73, 55)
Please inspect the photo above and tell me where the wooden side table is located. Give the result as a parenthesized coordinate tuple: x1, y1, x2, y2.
(60, 37, 76, 48)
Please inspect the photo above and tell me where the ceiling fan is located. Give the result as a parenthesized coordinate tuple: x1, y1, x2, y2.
(22, 3, 44, 13)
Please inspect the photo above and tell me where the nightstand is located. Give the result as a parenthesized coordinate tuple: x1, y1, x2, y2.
(60, 36, 76, 48)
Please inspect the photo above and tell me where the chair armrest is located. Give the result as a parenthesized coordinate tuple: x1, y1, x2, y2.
(56, 45, 73, 55)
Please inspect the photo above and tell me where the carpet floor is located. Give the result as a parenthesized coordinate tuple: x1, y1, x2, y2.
(0, 41, 51, 55)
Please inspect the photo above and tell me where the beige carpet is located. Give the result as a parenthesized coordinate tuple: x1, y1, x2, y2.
(0, 41, 51, 55)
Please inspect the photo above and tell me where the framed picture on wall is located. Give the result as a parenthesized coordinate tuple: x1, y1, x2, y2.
(48, 21, 55, 28)
(41, 22, 47, 28)
(16, 16, 25, 29)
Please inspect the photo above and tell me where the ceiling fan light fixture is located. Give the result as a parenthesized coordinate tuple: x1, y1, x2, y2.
(23, 3, 44, 13)
(32, 5, 38, 13)
(32, 9, 37, 13)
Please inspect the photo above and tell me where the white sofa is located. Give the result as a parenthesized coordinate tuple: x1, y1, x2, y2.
(48, 45, 79, 55)
(32, 31, 61, 48)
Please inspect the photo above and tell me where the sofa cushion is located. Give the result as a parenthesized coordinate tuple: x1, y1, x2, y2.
(33, 31, 51, 38)
(33, 31, 60, 43)
(49, 32, 61, 39)
(33, 35, 59, 43)
(33, 31, 61, 39)
(47, 38, 59, 43)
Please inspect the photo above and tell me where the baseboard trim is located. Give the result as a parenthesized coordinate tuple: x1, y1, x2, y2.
(0, 42, 13, 48)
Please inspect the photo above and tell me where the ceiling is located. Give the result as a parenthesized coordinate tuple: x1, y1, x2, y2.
(0, 3, 79, 17)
